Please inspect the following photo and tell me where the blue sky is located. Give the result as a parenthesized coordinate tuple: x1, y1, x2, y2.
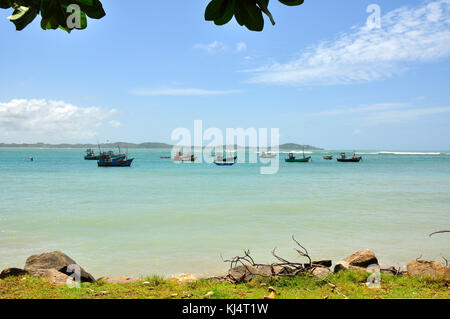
(0, 0, 450, 150)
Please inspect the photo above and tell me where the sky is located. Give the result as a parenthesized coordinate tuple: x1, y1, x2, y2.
(0, 0, 450, 150)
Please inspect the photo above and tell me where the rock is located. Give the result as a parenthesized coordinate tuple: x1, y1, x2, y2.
(263, 292, 276, 299)
(407, 260, 449, 280)
(334, 249, 378, 273)
(268, 286, 280, 295)
(379, 263, 403, 275)
(0, 268, 29, 279)
(203, 291, 214, 298)
(228, 265, 272, 282)
(312, 260, 332, 268)
(43, 269, 73, 286)
(312, 267, 331, 278)
(228, 264, 291, 283)
(24, 251, 95, 283)
(97, 276, 140, 284)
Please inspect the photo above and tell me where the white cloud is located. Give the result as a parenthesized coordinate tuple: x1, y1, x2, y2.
(310, 103, 410, 116)
(194, 41, 227, 53)
(131, 88, 241, 96)
(248, 0, 450, 86)
(236, 42, 247, 52)
(0, 99, 118, 143)
(194, 41, 247, 54)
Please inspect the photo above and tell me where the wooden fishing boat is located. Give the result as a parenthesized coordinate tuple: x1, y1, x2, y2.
(260, 151, 277, 159)
(285, 155, 311, 162)
(98, 152, 134, 167)
(285, 148, 311, 163)
(337, 152, 362, 162)
(323, 155, 333, 160)
(214, 161, 235, 166)
(85, 148, 121, 161)
(214, 152, 237, 166)
(173, 152, 196, 162)
(84, 148, 102, 160)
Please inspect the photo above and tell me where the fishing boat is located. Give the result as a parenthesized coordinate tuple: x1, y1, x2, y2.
(323, 155, 333, 160)
(98, 153, 134, 167)
(173, 152, 196, 162)
(84, 147, 119, 161)
(337, 152, 362, 162)
(285, 148, 311, 163)
(84, 148, 102, 160)
(214, 152, 237, 166)
(260, 151, 277, 159)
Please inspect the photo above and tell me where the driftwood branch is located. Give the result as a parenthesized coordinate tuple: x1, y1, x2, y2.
(221, 237, 349, 298)
(221, 249, 262, 269)
(223, 236, 328, 280)
(429, 230, 450, 237)
(292, 235, 312, 266)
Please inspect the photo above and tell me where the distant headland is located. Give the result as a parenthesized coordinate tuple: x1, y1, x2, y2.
(0, 142, 323, 150)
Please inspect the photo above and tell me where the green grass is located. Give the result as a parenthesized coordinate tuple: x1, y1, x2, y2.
(0, 271, 448, 299)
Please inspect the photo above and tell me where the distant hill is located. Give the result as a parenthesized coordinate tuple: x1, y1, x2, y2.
(278, 143, 323, 150)
(0, 142, 173, 149)
(0, 142, 322, 150)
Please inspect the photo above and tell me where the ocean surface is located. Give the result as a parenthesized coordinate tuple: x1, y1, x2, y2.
(1, 148, 449, 278)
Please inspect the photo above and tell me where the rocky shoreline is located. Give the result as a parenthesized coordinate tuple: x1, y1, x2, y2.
(1, 249, 449, 286)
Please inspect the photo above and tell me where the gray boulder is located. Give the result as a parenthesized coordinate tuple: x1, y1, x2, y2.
(312, 266, 331, 278)
(334, 249, 378, 273)
(312, 260, 332, 268)
(407, 260, 449, 280)
(24, 251, 95, 282)
(43, 269, 74, 286)
(228, 264, 288, 282)
(0, 268, 29, 279)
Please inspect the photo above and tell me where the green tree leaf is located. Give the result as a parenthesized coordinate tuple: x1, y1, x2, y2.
(279, 0, 304, 6)
(0, 0, 12, 9)
(7, 5, 38, 30)
(235, 0, 264, 31)
(214, 0, 235, 26)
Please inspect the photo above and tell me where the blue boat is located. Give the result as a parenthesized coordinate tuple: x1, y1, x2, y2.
(214, 162, 235, 166)
(85, 148, 123, 161)
(84, 148, 103, 160)
(214, 152, 237, 166)
(98, 153, 134, 167)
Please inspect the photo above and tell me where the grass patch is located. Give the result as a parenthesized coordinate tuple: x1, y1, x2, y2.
(0, 271, 448, 299)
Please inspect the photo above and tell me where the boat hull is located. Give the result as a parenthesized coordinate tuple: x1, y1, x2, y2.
(337, 157, 362, 162)
(214, 162, 235, 166)
(98, 158, 134, 167)
(84, 155, 102, 160)
(285, 156, 311, 163)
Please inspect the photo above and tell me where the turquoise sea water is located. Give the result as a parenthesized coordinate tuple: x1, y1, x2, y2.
(0, 148, 449, 278)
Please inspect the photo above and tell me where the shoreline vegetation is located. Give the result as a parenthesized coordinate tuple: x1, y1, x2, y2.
(1, 245, 448, 299)
(0, 142, 323, 150)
